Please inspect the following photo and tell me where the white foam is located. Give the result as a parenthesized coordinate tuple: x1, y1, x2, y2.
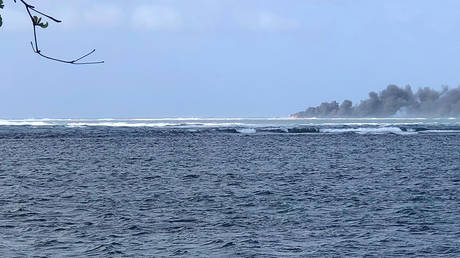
(320, 127, 415, 135)
(236, 128, 257, 134)
(65, 124, 86, 128)
(420, 130, 460, 133)
(1, 118, 458, 132)
(63, 121, 249, 128)
(198, 122, 244, 127)
(66, 122, 179, 127)
(0, 120, 54, 126)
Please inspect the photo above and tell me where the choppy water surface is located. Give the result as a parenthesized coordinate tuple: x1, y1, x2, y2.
(0, 118, 459, 256)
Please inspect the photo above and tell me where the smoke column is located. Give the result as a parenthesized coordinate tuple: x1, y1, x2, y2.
(292, 85, 460, 118)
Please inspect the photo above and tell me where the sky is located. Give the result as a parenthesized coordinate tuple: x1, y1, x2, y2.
(1, 0, 460, 118)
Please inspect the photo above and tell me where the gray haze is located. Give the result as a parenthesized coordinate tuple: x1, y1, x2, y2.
(293, 85, 460, 118)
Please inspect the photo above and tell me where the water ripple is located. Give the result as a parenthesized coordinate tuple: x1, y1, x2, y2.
(0, 128, 459, 256)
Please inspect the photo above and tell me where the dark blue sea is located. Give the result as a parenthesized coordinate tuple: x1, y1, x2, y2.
(0, 118, 459, 257)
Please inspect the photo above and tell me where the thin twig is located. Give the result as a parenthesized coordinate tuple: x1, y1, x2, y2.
(16, 0, 104, 64)
(29, 8, 62, 23)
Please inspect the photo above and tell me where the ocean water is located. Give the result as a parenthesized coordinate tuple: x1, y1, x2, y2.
(0, 118, 459, 257)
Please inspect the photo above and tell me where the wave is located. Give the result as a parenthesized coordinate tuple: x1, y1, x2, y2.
(320, 127, 416, 135)
(64, 122, 246, 128)
(286, 128, 319, 133)
(0, 120, 55, 126)
(66, 122, 181, 128)
(419, 130, 460, 133)
(0, 118, 459, 135)
(236, 128, 257, 134)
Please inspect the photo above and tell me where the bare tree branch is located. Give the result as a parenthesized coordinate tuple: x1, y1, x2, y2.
(15, 0, 104, 65)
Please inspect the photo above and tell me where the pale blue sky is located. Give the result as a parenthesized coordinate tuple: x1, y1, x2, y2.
(1, 0, 460, 118)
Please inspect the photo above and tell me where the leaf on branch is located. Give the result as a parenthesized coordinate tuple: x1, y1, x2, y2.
(38, 21, 48, 28)
(33, 15, 48, 28)
(0, 0, 3, 27)
(17, 0, 103, 64)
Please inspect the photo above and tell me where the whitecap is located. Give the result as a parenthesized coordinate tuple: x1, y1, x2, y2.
(320, 127, 415, 135)
(0, 120, 54, 126)
(236, 128, 257, 134)
(420, 130, 460, 133)
(65, 122, 179, 127)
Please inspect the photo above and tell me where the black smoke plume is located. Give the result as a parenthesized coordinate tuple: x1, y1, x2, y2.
(292, 85, 460, 118)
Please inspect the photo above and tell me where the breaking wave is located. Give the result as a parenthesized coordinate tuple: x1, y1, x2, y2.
(236, 128, 257, 134)
(0, 118, 459, 135)
(319, 127, 415, 135)
(0, 120, 54, 126)
(65, 122, 246, 128)
(67, 122, 180, 128)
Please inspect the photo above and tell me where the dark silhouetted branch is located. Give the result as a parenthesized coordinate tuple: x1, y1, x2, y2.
(15, 0, 104, 64)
